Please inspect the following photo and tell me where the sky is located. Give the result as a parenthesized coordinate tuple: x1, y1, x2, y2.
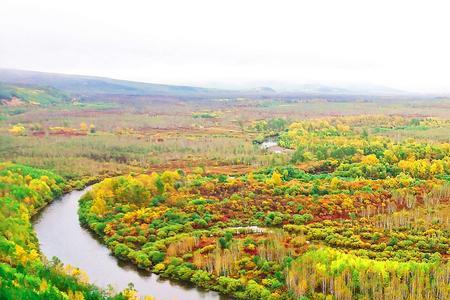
(1, 0, 450, 93)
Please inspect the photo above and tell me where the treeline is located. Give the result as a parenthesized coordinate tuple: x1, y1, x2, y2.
(281, 118, 450, 179)
(287, 247, 449, 300)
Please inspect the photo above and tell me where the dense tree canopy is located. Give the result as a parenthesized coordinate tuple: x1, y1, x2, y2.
(80, 118, 450, 300)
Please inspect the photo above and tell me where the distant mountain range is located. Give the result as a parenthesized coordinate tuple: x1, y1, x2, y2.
(0, 68, 220, 97)
(0, 68, 408, 99)
(284, 83, 404, 95)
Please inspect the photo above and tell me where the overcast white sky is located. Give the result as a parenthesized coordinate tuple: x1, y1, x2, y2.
(1, 0, 450, 92)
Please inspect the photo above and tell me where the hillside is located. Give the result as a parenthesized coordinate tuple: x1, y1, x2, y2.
(0, 69, 220, 97)
(0, 69, 410, 100)
(0, 83, 71, 106)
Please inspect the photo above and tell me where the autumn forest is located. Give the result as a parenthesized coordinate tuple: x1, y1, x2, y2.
(0, 68, 449, 300)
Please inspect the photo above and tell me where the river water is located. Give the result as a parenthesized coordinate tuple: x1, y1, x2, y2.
(33, 187, 227, 300)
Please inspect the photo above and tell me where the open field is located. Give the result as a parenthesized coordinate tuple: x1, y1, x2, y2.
(2, 97, 449, 180)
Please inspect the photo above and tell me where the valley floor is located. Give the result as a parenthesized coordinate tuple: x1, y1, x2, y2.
(1, 95, 449, 299)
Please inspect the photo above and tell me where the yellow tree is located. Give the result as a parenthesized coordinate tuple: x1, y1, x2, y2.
(269, 171, 282, 186)
(80, 122, 88, 132)
(90, 196, 107, 216)
(89, 123, 96, 133)
(9, 124, 26, 136)
(361, 154, 379, 165)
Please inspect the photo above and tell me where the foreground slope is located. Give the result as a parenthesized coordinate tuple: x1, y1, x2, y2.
(0, 163, 134, 299)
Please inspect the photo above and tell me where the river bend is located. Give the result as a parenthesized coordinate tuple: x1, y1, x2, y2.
(33, 187, 226, 300)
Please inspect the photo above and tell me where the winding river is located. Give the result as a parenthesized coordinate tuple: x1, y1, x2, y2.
(33, 187, 227, 300)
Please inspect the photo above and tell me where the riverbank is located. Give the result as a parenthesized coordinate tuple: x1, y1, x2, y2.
(34, 186, 226, 300)
(0, 163, 119, 299)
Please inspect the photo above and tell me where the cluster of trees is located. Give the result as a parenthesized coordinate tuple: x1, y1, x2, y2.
(0, 163, 137, 299)
(252, 118, 289, 133)
(0, 163, 64, 259)
(8, 122, 97, 137)
(8, 124, 26, 135)
(280, 116, 450, 180)
(80, 161, 449, 299)
(192, 111, 220, 119)
(76, 116, 450, 299)
(287, 247, 449, 300)
(284, 210, 448, 263)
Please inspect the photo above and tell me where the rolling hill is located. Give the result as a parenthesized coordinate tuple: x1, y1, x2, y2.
(0, 69, 219, 97)
(0, 68, 408, 101)
(0, 83, 71, 106)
